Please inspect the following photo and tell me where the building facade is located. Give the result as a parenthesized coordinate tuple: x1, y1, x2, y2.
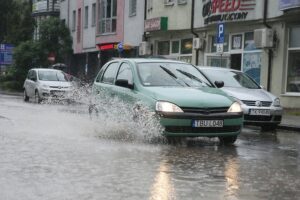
(32, 0, 60, 40)
(193, 0, 300, 108)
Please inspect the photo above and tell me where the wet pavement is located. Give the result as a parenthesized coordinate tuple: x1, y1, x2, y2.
(0, 94, 300, 200)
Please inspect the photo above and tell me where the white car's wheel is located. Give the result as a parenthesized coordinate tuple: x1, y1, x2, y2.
(24, 89, 29, 102)
(35, 91, 42, 104)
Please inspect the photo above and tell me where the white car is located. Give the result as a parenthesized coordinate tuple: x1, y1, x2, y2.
(23, 68, 73, 103)
(198, 67, 283, 130)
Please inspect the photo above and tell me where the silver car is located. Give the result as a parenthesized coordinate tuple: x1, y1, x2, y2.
(198, 67, 283, 130)
(23, 68, 73, 103)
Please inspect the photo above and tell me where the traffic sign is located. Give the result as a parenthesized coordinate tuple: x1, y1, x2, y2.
(217, 23, 225, 44)
(117, 42, 123, 52)
(216, 43, 224, 53)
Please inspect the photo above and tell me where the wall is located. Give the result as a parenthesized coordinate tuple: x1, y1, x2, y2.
(123, 0, 145, 46)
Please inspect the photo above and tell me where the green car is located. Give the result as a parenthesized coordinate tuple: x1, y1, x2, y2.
(91, 59, 243, 144)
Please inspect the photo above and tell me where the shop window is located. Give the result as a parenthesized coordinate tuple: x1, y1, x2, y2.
(171, 41, 179, 54)
(243, 52, 262, 84)
(286, 27, 300, 93)
(98, 0, 117, 34)
(157, 41, 170, 55)
(231, 34, 243, 50)
(244, 32, 257, 51)
(181, 39, 192, 54)
(211, 35, 229, 53)
(207, 56, 229, 68)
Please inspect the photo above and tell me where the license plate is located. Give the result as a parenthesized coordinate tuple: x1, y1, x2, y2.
(249, 109, 271, 116)
(192, 120, 224, 128)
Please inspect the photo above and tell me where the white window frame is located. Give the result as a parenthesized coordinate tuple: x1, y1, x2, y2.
(92, 3, 96, 27)
(129, 0, 137, 17)
(84, 6, 89, 29)
(284, 26, 300, 96)
(98, 0, 117, 35)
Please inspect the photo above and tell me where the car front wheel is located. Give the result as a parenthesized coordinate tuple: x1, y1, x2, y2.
(35, 91, 42, 104)
(219, 135, 237, 145)
(24, 89, 29, 102)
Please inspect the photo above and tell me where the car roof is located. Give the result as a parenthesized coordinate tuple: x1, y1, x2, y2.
(109, 58, 189, 64)
(197, 66, 241, 73)
(31, 68, 63, 72)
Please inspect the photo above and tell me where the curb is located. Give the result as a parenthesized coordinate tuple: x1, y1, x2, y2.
(277, 124, 300, 132)
(0, 91, 23, 97)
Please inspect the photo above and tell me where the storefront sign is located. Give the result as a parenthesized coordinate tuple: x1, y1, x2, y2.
(279, 0, 300, 10)
(202, 0, 256, 25)
(0, 44, 14, 65)
(145, 17, 168, 32)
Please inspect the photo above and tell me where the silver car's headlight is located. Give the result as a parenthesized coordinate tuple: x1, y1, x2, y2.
(273, 98, 281, 107)
(227, 102, 242, 113)
(40, 84, 50, 89)
(155, 101, 183, 113)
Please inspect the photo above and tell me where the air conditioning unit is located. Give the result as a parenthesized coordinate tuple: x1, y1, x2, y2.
(254, 28, 274, 48)
(193, 38, 205, 50)
(139, 42, 151, 56)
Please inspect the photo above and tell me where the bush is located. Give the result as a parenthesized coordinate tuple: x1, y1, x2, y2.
(0, 80, 23, 91)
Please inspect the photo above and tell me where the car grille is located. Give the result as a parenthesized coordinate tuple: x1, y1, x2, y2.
(242, 100, 272, 107)
(50, 86, 69, 89)
(244, 115, 272, 121)
(165, 126, 241, 133)
(181, 107, 229, 114)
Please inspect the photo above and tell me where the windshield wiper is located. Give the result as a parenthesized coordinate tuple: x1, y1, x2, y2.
(159, 65, 190, 87)
(176, 69, 204, 84)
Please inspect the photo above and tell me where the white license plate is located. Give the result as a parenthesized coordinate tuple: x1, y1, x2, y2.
(249, 109, 271, 116)
(192, 120, 224, 128)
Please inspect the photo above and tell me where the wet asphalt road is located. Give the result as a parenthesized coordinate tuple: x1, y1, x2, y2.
(0, 94, 299, 200)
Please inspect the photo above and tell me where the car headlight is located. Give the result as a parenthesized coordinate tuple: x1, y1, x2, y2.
(227, 102, 242, 113)
(273, 98, 281, 107)
(155, 101, 183, 113)
(40, 84, 49, 89)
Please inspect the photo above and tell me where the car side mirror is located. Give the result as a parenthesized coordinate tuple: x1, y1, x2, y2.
(31, 77, 37, 82)
(115, 79, 134, 89)
(214, 81, 224, 88)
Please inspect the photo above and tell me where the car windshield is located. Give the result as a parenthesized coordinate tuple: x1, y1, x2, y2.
(201, 69, 260, 89)
(137, 62, 212, 87)
(38, 70, 68, 82)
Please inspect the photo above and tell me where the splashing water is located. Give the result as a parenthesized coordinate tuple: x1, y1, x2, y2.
(37, 84, 165, 144)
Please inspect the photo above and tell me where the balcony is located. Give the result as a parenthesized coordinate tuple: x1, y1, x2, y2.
(32, 0, 60, 17)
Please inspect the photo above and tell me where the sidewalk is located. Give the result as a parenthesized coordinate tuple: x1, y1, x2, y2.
(278, 113, 300, 132)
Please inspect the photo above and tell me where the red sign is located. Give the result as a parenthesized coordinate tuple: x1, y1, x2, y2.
(48, 52, 55, 62)
(97, 44, 114, 51)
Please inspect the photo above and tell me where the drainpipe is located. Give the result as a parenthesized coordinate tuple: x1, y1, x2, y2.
(263, 0, 272, 92)
(191, 0, 199, 65)
(143, 0, 148, 41)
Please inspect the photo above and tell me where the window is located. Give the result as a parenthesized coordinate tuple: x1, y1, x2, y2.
(92, 3, 96, 27)
(171, 41, 179, 54)
(129, 0, 137, 16)
(84, 6, 89, 28)
(147, 0, 153, 11)
(287, 26, 300, 93)
(101, 62, 119, 84)
(157, 41, 170, 55)
(72, 10, 76, 31)
(231, 34, 243, 50)
(77, 8, 81, 43)
(178, 0, 187, 5)
(211, 35, 229, 52)
(181, 39, 192, 54)
(244, 32, 257, 51)
(98, 0, 117, 34)
(117, 63, 133, 84)
(164, 0, 174, 6)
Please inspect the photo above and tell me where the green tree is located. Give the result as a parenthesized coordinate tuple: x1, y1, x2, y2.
(38, 17, 73, 65)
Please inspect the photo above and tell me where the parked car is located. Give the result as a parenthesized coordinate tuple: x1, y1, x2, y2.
(23, 68, 73, 103)
(197, 66, 283, 130)
(90, 59, 243, 144)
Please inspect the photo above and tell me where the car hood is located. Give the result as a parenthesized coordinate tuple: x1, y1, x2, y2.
(221, 87, 276, 101)
(143, 87, 233, 108)
(39, 81, 72, 87)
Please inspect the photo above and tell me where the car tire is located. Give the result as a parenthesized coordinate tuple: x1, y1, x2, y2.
(35, 91, 42, 104)
(261, 125, 277, 131)
(219, 135, 237, 145)
(24, 89, 29, 102)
